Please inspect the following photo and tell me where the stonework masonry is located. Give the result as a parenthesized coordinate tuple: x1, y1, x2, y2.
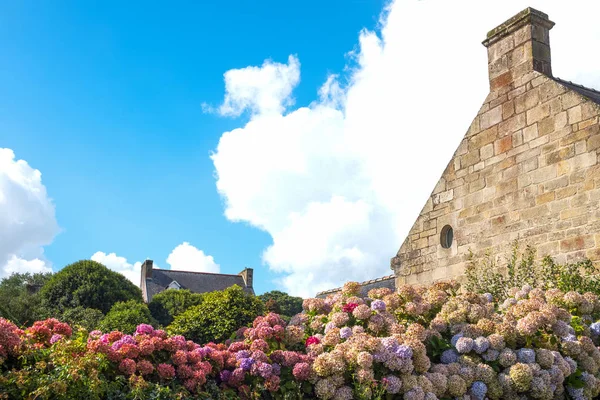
(391, 8, 600, 287)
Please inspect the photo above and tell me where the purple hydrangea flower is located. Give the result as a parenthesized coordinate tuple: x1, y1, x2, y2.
(455, 337, 474, 354)
(220, 370, 231, 382)
(324, 321, 336, 333)
(517, 348, 536, 364)
(395, 345, 413, 359)
(272, 363, 281, 376)
(236, 350, 251, 360)
(50, 334, 63, 344)
(257, 362, 273, 378)
(590, 322, 600, 335)
(340, 327, 352, 339)
(440, 349, 459, 364)
(382, 375, 402, 394)
(483, 293, 494, 303)
(471, 381, 487, 400)
(371, 300, 386, 312)
(240, 357, 255, 371)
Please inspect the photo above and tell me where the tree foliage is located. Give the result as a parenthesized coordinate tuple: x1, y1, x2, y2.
(167, 285, 264, 344)
(258, 290, 303, 318)
(0, 272, 53, 326)
(465, 241, 600, 301)
(148, 289, 204, 327)
(98, 300, 156, 334)
(40, 260, 142, 314)
(61, 307, 105, 331)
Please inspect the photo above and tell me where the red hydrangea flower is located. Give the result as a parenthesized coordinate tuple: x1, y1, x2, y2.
(305, 336, 320, 346)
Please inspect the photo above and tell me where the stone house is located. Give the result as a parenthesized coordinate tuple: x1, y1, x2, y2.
(140, 259, 254, 302)
(391, 7, 600, 287)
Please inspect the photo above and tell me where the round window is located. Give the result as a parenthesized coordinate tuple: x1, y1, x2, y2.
(440, 225, 453, 249)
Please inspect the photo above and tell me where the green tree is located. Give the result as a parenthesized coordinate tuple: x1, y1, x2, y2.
(98, 300, 157, 334)
(40, 260, 142, 315)
(148, 289, 204, 327)
(61, 307, 105, 331)
(0, 272, 53, 326)
(167, 285, 264, 344)
(258, 290, 303, 318)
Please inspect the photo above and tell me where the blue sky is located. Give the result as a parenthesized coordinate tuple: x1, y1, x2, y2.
(1, 0, 599, 297)
(0, 0, 386, 295)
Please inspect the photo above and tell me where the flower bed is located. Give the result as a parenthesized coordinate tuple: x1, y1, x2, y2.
(2, 281, 600, 399)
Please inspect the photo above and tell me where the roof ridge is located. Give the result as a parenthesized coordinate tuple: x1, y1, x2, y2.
(155, 268, 242, 277)
(554, 77, 600, 95)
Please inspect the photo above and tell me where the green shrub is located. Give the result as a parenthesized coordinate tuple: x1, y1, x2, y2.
(40, 260, 142, 314)
(98, 300, 156, 334)
(465, 241, 600, 301)
(258, 290, 303, 318)
(61, 307, 104, 331)
(167, 285, 264, 344)
(148, 289, 204, 326)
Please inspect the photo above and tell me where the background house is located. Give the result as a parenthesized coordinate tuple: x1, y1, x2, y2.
(140, 260, 254, 302)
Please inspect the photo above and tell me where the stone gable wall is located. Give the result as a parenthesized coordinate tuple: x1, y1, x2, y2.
(392, 74, 600, 287)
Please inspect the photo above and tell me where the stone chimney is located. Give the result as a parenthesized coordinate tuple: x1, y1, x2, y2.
(141, 259, 153, 280)
(482, 7, 554, 91)
(239, 268, 253, 289)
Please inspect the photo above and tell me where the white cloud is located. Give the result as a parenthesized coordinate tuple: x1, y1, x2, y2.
(2, 255, 52, 278)
(216, 55, 301, 117)
(91, 251, 143, 287)
(166, 242, 220, 273)
(0, 148, 59, 279)
(210, 0, 600, 297)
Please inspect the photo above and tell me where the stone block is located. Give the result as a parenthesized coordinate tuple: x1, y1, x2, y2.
(568, 105, 582, 124)
(531, 164, 557, 184)
(561, 91, 582, 109)
(536, 191, 555, 205)
(527, 103, 551, 125)
(556, 186, 577, 200)
(560, 235, 595, 252)
(495, 136, 513, 154)
(480, 106, 503, 130)
(575, 140, 587, 154)
(523, 124, 538, 142)
(515, 89, 540, 114)
(538, 116, 555, 136)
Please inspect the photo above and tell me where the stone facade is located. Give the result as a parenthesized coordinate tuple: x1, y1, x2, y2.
(391, 8, 600, 287)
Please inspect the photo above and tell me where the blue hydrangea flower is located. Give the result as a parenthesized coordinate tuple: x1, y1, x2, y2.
(471, 381, 487, 400)
(340, 327, 352, 339)
(371, 299, 386, 312)
(450, 333, 463, 347)
(562, 334, 577, 342)
(455, 337, 474, 354)
(483, 293, 494, 303)
(482, 349, 499, 362)
(395, 345, 413, 359)
(381, 337, 399, 353)
(474, 336, 490, 354)
(236, 350, 251, 359)
(590, 321, 600, 335)
(517, 348, 536, 364)
(440, 349, 459, 364)
(272, 363, 281, 376)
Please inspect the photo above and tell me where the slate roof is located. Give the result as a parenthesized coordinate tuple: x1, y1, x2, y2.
(144, 269, 253, 302)
(315, 275, 396, 299)
(554, 77, 600, 105)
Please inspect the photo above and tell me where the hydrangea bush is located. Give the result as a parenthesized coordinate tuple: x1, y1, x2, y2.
(3, 280, 600, 399)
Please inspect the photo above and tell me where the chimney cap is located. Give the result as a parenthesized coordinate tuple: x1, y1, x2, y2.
(483, 7, 554, 47)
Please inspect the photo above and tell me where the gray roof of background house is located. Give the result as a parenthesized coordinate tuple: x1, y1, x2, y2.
(554, 78, 600, 105)
(145, 269, 253, 302)
(315, 274, 396, 299)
